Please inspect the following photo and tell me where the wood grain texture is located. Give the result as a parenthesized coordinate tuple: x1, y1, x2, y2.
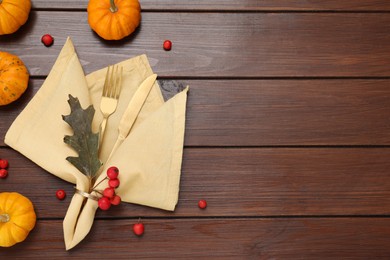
(31, 0, 390, 11)
(2, 79, 390, 146)
(1, 218, 390, 258)
(1, 1, 390, 258)
(1, 12, 390, 77)
(1, 147, 390, 218)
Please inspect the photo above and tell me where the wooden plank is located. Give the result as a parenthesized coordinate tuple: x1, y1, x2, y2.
(2, 79, 390, 146)
(1, 12, 390, 77)
(31, 0, 390, 11)
(1, 147, 390, 218)
(1, 218, 390, 258)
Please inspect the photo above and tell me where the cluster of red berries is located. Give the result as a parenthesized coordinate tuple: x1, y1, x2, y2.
(0, 159, 9, 179)
(98, 166, 122, 211)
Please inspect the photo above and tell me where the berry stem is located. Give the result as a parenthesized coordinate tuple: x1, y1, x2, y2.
(0, 213, 10, 223)
(89, 177, 93, 193)
(109, 0, 118, 13)
(94, 190, 103, 196)
(90, 176, 108, 192)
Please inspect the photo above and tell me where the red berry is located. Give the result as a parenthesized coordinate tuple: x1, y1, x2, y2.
(103, 187, 115, 199)
(198, 199, 207, 209)
(133, 222, 144, 236)
(106, 166, 119, 179)
(98, 197, 111, 210)
(163, 40, 172, 51)
(56, 189, 66, 200)
(0, 169, 8, 179)
(0, 159, 8, 169)
(108, 178, 120, 188)
(41, 34, 54, 47)
(110, 195, 121, 206)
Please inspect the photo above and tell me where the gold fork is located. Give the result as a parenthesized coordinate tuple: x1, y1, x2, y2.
(99, 64, 122, 146)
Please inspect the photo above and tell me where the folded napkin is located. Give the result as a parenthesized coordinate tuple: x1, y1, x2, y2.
(5, 37, 189, 250)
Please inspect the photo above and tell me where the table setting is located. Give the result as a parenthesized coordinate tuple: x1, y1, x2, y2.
(5, 36, 189, 249)
(1, 0, 190, 251)
(1, 0, 390, 258)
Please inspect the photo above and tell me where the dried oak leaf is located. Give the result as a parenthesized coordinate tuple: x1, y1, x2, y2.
(62, 95, 102, 178)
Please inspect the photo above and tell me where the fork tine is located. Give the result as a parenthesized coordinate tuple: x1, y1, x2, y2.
(102, 65, 112, 97)
(109, 65, 116, 98)
(111, 65, 118, 98)
(114, 66, 122, 99)
(102, 65, 122, 98)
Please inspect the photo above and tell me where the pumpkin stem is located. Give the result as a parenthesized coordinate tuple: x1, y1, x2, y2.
(0, 213, 9, 223)
(109, 0, 118, 13)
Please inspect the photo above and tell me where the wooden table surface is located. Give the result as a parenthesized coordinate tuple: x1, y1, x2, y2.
(2, 0, 390, 258)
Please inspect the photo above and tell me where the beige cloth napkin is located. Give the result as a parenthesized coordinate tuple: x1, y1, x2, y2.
(5, 37, 189, 250)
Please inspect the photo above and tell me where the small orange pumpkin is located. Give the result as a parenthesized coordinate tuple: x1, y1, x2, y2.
(0, 192, 36, 247)
(87, 0, 141, 40)
(0, 51, 29, 106)
(0, 0, 32, 35)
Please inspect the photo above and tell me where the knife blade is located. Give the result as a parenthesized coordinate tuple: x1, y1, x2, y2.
(107, 74, 157, 160)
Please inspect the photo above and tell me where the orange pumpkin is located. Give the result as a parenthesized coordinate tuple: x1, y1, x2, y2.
(0, 0, 32, 35)
(88, 0, 141, 40)
(0, 51, 29, 106)
(0, 192, 36, 247)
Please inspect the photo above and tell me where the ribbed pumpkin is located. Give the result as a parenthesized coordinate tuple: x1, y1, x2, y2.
(0, 51, 29, 106)
(0, 192, 36, 247)
(87, 0, 141, 40)
(0, 0, 32, 35)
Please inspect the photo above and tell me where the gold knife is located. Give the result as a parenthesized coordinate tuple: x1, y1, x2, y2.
(107, 74, 157, 160)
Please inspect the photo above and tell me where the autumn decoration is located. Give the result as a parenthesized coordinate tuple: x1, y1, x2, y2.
(87, 0, 141, 40)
